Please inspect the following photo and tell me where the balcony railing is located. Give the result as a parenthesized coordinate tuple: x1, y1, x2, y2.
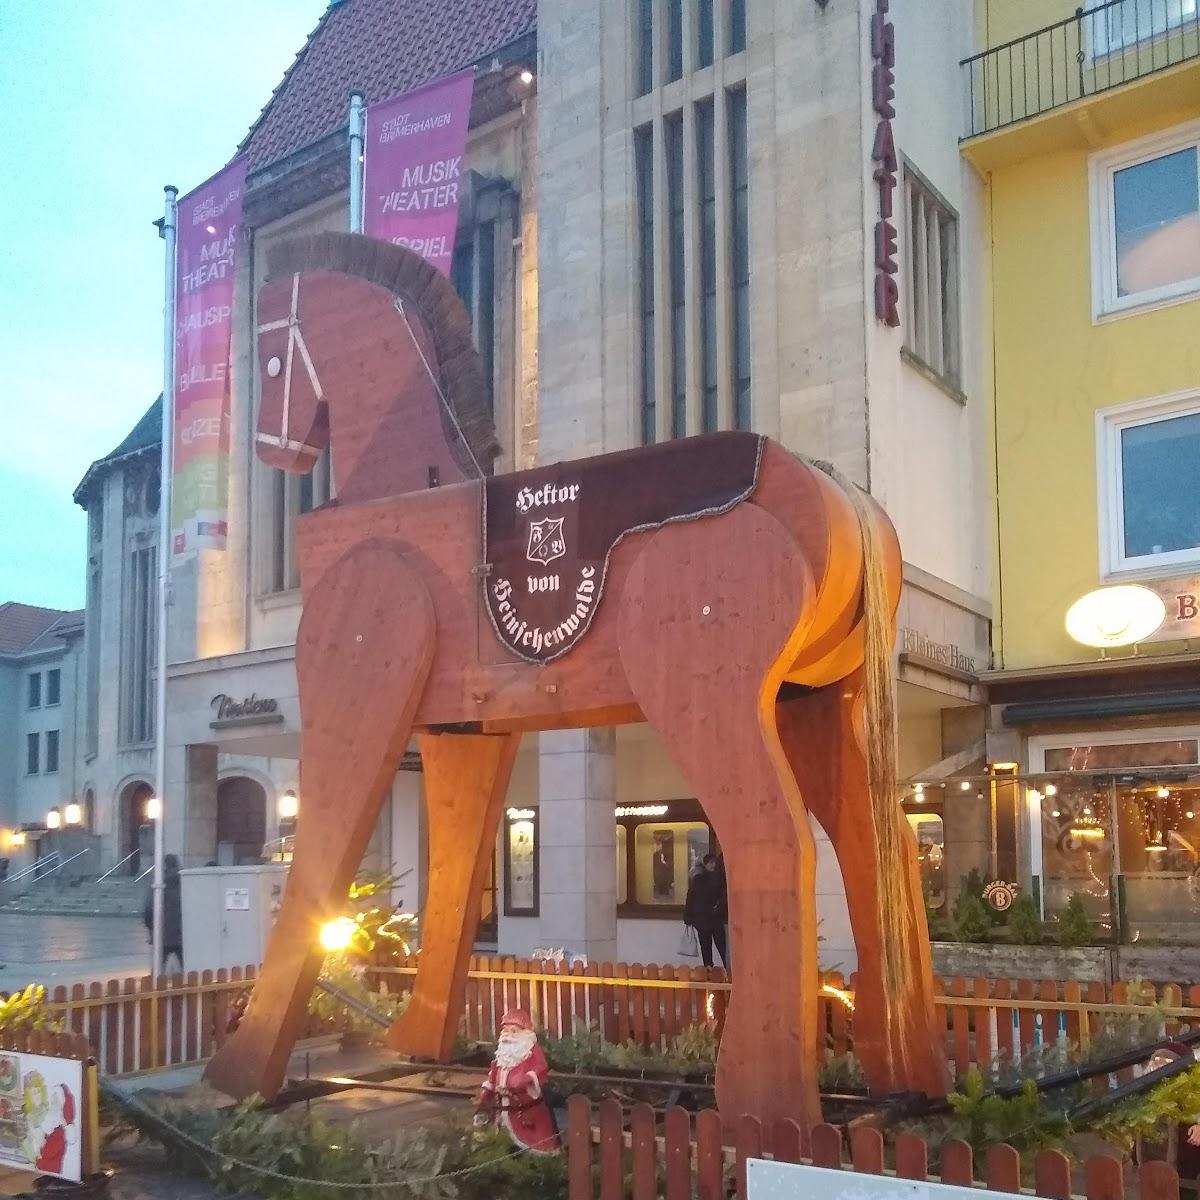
(962, 0, 1200, 138)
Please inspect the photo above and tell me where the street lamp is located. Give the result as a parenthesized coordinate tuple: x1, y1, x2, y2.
(278, 790, 299, 820)
(46, 808, 61, 830)
(64, 802, 82, 826)
(144, 795, 161, 822)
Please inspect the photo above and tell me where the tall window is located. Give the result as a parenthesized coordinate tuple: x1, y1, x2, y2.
(451, 219, 497, 416)
(666, 114, 687, 438)
(45, 730, 59, 775)
(635, 129, 657, 444)
(901, 164, 961, 389)
(27, 672, 41, 709)
(698, 100, 718, 431)
(1091, 124, 1200, 317)
(635, 6, 751, 442)
(122, 546, 156, 744)
(729, 89, 751, 429)
(1098, 391, 1200, 575)
(26, 733, 39, 776)
(85, 561, 101, 757)
(46, 668, 61, 706)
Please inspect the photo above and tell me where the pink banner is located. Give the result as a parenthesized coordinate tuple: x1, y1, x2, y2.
(364, 69, 475, 275)
(173, 158, 245, 557)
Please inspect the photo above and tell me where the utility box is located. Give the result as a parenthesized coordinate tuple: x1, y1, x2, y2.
(179, 865, 288, 971)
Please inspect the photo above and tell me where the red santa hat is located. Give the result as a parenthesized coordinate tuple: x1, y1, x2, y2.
(499, 1008, 533, 1032)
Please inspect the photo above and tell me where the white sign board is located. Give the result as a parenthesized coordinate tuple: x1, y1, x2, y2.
(224, 887, 250, 911)
(0, 1050, 84, 1183)
(747, 1161, 1019, 1200)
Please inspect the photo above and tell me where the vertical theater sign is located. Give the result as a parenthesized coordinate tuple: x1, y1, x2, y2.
(871, 0, 900, 327)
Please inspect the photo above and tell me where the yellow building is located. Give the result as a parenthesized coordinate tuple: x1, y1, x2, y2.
(962, 0, 1200, 948)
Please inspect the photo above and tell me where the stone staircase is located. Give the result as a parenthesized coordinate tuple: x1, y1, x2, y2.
(0, 874, 147, 917)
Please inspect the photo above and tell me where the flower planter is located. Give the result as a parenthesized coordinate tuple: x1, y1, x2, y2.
(931, 941, 1115, 984)
(1116, 945, 1200, 986)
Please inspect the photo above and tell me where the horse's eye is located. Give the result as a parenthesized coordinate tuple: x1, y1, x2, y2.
(267, 356, 282, 378)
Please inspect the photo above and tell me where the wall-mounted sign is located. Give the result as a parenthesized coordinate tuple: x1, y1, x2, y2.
(224, 888, 250, 912)
(504, 807, 538, 917)
(982, 880, 1018, 912)
(210, 693, 282, 727)
(899, 628, 978, 675)
(870, 0, 900, 327)
(0, 1050, 84, 1182)
(1143, 575, 1200, 643)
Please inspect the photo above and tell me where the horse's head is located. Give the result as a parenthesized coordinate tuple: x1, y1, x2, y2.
(254, 232, 500, 501)
(255, 273, 329, 475)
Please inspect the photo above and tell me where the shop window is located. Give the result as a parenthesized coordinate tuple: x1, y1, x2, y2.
(1098, 392, 1200, 575)
(901, 163, 961, 389)
(1090, 123, 1200, 317)
(905, 812, 947, 909)
(1039, 775, 1115, 933)
(1043, 738, 1199, 772)
(503, 807, 539, 917)
(617, 801, 714, 916)
(27, 672, 40, 710)
(46, 669, 61, 707)
(26, 733, 39, 776)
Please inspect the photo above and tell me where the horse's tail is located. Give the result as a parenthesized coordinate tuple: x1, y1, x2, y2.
(812, 461, 911, 1073)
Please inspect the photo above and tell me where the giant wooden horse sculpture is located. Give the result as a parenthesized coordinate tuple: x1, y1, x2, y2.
(205, 232, 947, 1127)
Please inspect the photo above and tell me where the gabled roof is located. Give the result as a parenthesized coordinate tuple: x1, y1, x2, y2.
(240, 0, 537, 172)
(0, 604, 82, 657)
(73, 396, 161, 507)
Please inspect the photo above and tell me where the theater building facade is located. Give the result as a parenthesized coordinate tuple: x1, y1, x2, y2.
(155, 0, 993, 970)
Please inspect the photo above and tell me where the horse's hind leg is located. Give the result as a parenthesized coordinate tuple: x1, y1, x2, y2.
(618, 504, 823, 1132)
(205, 541, 434, 1101)
(778, 680, 948, 1097)
(386, 730, 520, 1059)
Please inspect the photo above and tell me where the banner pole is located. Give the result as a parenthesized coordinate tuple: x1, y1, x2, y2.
(153, 184, 178, 982)
(349, 90, 365, 233)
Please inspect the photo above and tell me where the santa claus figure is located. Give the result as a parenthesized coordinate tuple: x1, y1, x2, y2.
(34, 1082, 76, 1177)
(474, 1009, 559, 1154)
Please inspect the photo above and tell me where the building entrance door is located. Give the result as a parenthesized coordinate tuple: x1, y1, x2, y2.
(120, 781, 153, 875)
(216, 777, 268, 865)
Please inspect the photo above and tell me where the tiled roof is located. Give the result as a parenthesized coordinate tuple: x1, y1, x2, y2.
(0, 604, 79, 656)
(74, 396, 161, 507)
(240, 0, 537, 172)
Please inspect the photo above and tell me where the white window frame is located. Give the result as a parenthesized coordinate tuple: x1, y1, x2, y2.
(1096, 387, 1200, 577)
(1089, 0, 1198, 59)
(900, 160, 962, 391)
(1089, 119, 1200, 320)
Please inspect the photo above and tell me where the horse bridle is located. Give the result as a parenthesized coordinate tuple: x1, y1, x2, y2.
(255, 273, 324, 459)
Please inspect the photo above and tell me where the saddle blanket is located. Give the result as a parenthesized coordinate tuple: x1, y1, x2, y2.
(482, 431, 763, 663)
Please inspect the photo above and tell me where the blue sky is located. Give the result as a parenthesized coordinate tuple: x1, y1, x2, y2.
(0, 0, 327, 610)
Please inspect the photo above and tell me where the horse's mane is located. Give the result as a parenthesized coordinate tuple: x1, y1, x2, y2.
(267, 232, 500, 478)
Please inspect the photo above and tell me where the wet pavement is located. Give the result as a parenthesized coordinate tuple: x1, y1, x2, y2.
(0, 913, 150, 991)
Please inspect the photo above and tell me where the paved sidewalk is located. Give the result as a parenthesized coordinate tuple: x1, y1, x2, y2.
(0, 914, 149, 991)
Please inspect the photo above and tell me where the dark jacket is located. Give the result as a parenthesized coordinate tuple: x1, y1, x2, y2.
(142, 857, 183, 946)
(683, 867, 727, 931)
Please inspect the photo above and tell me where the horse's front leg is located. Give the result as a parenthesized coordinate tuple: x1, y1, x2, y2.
(387, 730, 520, 1059)
(205, 541, 434, 1101)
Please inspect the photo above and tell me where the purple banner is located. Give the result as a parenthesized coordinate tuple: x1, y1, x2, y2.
(364, 69, 475, 275)
(173, 158, 245, 557)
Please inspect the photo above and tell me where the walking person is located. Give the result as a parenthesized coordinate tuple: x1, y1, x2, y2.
(683, 852, 728, 969)
(142, 854, 184, 975)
